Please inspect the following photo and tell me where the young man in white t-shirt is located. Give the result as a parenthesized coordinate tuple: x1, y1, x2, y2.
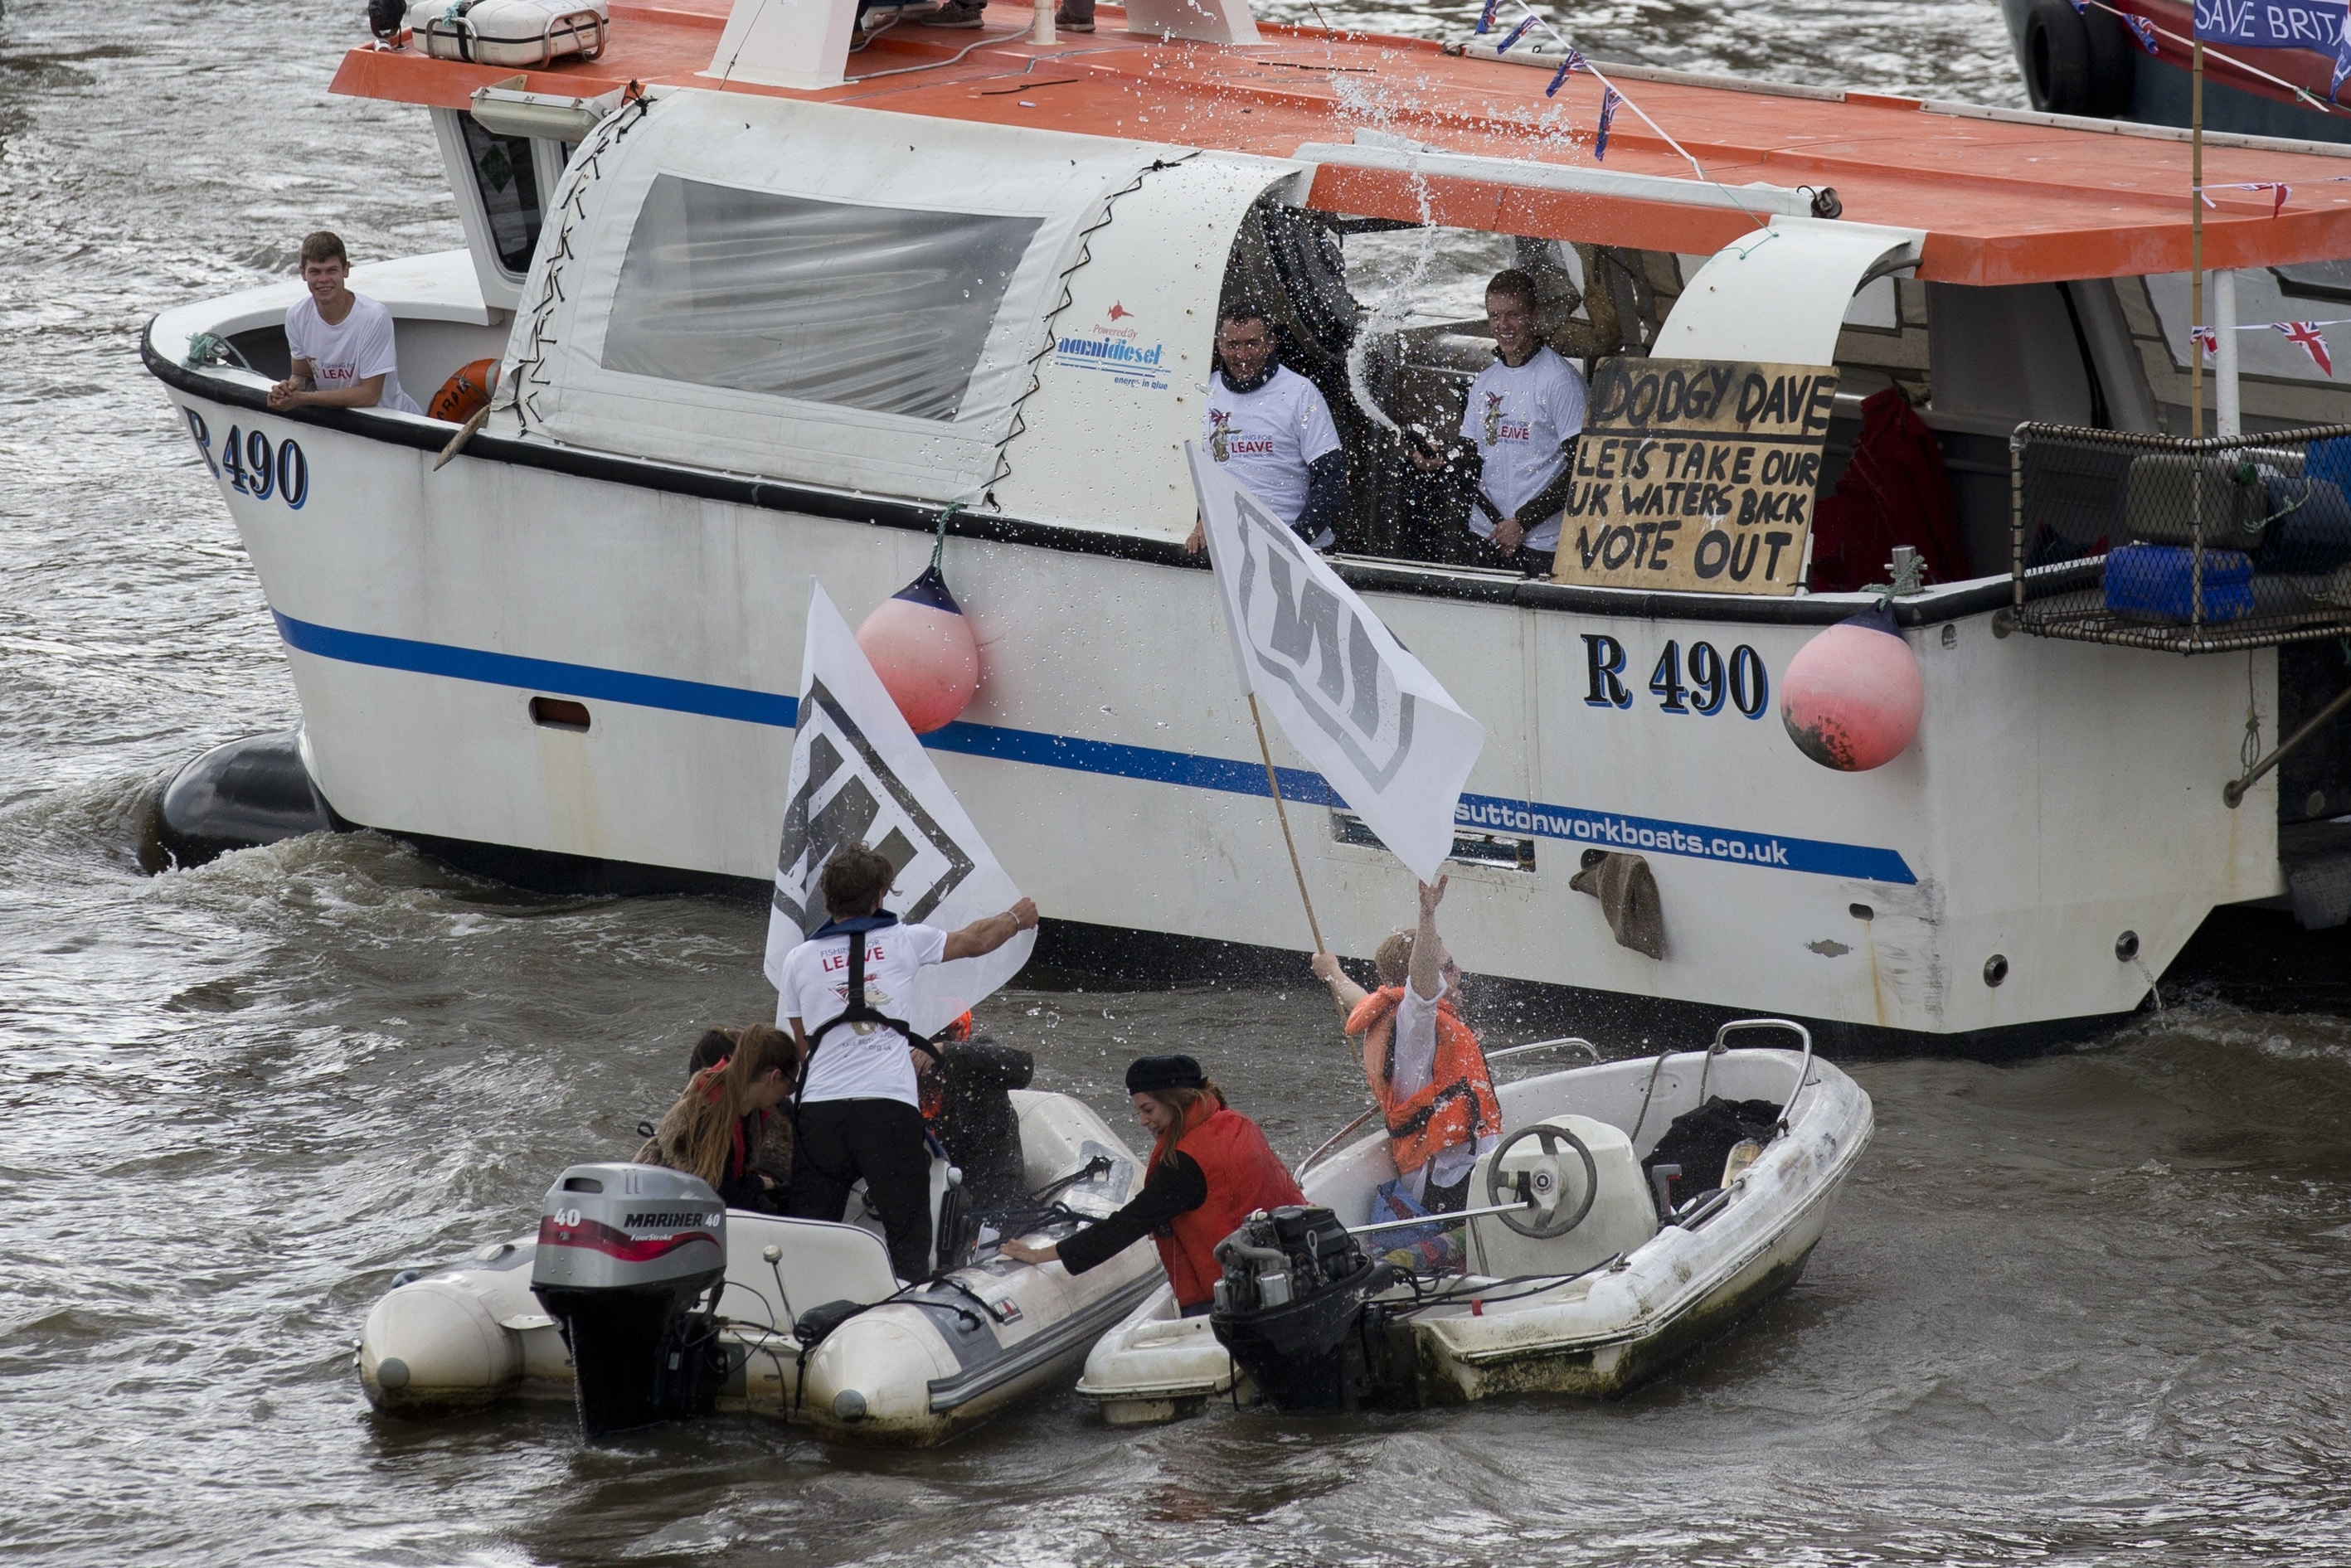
(1411, 268, 1587, 576)
(265, 231, 423, 417)
(778, 844, 1037, 1282)
(1183, 303, 1348, 554)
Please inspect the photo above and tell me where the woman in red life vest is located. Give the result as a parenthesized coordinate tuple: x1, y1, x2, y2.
(998, 1054, 1304, 1315)
(1311, 875, 1503, 1216)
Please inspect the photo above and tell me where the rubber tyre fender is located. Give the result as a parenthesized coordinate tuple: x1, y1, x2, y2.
(2024, 0, 2134, 116)
(2077, 3, 2136, 118)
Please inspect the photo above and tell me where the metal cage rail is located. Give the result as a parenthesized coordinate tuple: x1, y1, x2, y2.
(2007, 420, 2351, 653)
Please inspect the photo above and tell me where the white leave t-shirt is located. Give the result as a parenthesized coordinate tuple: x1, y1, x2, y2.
(1202, 366, 1342, 542)
(285, 293, 423, 415)
(1460, 346, 1588, 552)
(778, 921, 950, 1107)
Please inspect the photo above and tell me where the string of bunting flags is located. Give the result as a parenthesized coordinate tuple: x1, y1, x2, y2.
(2191, 318, 2341, 375)
(1469, 1, 1653, 170)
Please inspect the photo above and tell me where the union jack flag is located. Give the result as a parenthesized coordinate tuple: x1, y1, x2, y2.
(1595, 85, 1622, 161)
(2192, 325, 2217, 361)
(2127, 13, 2160, 54)
(1546, 46, 1586, 97)
(1496, 16, 1536, 51)
(1474, 0, 1499, 34)
(2338, 34, 2351, 100)
(2279, 320, 2335, 376)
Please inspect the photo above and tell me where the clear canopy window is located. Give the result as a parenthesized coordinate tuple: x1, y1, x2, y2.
(602, 177, 1042, 422)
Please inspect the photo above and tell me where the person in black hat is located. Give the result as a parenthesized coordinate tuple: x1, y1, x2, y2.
(1000, 1054, 1304, 1315)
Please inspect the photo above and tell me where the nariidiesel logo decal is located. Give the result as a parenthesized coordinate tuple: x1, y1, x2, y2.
(1055, 306, 1171, 391)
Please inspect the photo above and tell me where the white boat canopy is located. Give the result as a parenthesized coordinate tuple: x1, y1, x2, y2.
(503, 91, 1304, 508)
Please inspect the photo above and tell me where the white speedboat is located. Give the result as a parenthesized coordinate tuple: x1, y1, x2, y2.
(359, 1089, 1159, 1447)
(1074, 1022, 1871, 1422)
(143, 0, 2351, 1045)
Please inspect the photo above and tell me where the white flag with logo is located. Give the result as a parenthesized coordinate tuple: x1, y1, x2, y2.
(761, 580, 1034, 1033)
(1189, 443, 1486, 884)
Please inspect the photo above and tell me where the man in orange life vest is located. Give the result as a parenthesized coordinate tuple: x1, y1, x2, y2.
(998, 1054, 1303, 1316)
(1311, 875, 1503, 1216)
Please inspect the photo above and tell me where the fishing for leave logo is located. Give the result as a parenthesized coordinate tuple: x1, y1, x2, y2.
(1480, 391, 1531, 445)
(770, 677, 976, 937)
(763, 582, 1035, 1034)
(1207, 409, 1277, 463)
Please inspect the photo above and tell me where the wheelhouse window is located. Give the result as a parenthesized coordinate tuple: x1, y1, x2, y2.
(600, 177, 1041, 422)
(459, 117, 543, 276)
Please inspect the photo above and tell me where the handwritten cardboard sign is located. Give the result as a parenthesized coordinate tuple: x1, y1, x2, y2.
(1553, 359, 1839, 595)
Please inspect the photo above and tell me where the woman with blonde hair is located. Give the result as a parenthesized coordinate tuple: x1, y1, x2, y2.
(1000, 1055, 1303, 1315)
(640, 1024, 799, 1212)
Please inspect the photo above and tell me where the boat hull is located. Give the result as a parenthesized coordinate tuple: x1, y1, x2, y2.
(146, 269, 2282, 1039)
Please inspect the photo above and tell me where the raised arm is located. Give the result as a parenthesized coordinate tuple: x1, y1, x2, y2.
(941, 896, 1040, 961)
(1409, 876, 1447, 998)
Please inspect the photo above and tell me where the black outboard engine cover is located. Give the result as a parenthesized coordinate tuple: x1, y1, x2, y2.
(530, 1163, 727, 1440)
(1209, 1206, 1395, 1414)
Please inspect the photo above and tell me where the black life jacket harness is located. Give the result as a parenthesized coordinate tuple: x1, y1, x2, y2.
(795, 911, 943, 1103)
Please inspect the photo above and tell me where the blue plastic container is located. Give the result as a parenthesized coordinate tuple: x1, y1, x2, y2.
(2103, 544, 2256, 623)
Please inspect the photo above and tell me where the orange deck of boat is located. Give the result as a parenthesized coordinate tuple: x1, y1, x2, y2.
(333, 0, 2351, 285)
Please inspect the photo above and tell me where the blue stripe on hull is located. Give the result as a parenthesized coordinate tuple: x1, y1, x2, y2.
(272, 610, 1916, 885)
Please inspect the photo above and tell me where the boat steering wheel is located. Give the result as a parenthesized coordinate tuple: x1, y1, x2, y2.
(1484, 1123, 1600, 1239)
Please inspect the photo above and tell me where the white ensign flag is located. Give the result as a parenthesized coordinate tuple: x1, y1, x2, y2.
(1188, 444, 1486, 884)
(761, 581, 1035, 1032)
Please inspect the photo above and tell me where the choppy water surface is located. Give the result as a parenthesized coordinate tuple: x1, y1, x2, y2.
(7, 2, 2351, 1563)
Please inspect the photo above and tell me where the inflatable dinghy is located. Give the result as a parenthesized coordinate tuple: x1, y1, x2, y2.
(359, 1089, 1159, 1447)
(1072, 1022, 1871, 1422)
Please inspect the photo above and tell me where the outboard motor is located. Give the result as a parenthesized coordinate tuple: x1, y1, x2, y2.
(1208, 1206, 1395, 1414)
(529, 1162, 727, 1441)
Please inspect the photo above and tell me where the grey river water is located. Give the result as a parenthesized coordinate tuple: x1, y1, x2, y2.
(7, 1, 2351, 1563)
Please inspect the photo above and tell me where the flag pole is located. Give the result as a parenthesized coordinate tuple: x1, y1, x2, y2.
(2192, 38, 2206, 439)
(1248, 693, 1326, 953)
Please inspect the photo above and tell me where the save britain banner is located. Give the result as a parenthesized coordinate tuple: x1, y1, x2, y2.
(1553, 357, 1839, 596)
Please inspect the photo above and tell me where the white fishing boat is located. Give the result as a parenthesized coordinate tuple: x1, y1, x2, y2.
(143, 0, 2351, 1046)
(1073, 1023, 1872, 1421)
(358, 1088, 1160, 1446)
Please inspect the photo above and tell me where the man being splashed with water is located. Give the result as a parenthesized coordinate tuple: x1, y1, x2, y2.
(1410, 268, 1586, 576)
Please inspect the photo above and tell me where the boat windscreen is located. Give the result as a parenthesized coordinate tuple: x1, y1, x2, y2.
(459, 116, 542, 276)
(602, 177, 1041, 423)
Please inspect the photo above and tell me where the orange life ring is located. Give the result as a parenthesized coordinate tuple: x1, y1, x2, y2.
(427, 358, 499, 424)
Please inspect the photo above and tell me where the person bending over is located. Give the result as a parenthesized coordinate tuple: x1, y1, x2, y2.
(636, 1025, 799, 1191)
(777, 844, 1037, 1284)
(999, 1054, 1304, 1316)
(1185, 302, 1348, 555)
(1409, 268, 1586, 576)
(266, 231, 423, 416)
(639, 1024, 799, 1212)
(1311, 874, 1502, 1216)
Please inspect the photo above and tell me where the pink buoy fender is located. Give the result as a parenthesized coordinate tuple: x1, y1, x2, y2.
(1779, 600, 1923, 771)
(856, 562, 979, 734)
